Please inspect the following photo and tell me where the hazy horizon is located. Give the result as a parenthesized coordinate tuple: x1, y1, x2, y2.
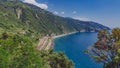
(22, 0, 120, 28)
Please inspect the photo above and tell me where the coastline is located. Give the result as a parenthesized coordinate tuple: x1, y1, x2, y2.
(37, 31, 97, 50)
(53, 31, 78, 39)
(37, 31, 77, 50)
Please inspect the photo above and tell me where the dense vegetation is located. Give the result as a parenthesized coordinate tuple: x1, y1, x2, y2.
(0, 0, 110, 68)
(64, 17, 110, 32)
(0, 1, 74, 68)
(0, 0, 109, 37)
(0, 32, 74, 68)
(86, 28, 120, 68)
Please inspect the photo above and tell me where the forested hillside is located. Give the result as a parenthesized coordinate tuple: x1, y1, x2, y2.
(0, 0, 110, 68)
(0, 0, 110, 37)
(0, 1, 74, 68)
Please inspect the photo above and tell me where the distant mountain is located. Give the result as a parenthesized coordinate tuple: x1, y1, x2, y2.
(0, 1, 110, 68)
(0, 1, 110, 36)
(64, 17, 110, 32)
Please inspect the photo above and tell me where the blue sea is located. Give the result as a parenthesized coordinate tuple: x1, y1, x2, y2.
(54, 32, 103, 68)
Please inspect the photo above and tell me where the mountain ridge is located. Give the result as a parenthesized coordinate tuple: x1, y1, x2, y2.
(0, 1, 111, 68)
(0, 1, 110, 37)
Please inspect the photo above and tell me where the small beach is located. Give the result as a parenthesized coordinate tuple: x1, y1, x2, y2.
(53, 31, 78, 39)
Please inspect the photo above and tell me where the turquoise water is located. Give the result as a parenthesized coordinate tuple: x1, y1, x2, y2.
(54, 32, 103, 68)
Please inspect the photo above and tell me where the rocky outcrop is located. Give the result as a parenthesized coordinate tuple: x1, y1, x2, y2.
(16, 7, 22, 19)
(37, 36, 53, 50)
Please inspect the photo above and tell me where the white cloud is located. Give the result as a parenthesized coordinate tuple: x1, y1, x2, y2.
(54, 11, 59, 15)
(23, 0, 48, 9)
(73, 16, 91, 21)
(61, 11, 65, 14)
(73, 11, 77, 14)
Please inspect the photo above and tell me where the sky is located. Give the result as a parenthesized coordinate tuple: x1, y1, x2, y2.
(23, 0, 120, 28)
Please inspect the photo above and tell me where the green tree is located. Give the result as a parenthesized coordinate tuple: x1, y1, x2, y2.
(1, 32, 9, 39)
(86, 28, 120, 68)
(0, 33, 74, 68)
(0, 34, 44, 68)
(40, 50, 74, 68)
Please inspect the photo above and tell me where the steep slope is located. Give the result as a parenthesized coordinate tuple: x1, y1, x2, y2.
(0, 1, 110, 68)
(0, 1, 74, 36)
(0, 1, 110, 37)
(0, 1, 74, 68)
(64, 17, 110, 32)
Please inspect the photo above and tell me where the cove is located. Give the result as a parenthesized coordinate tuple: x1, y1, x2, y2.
(54, 32, 103, 68)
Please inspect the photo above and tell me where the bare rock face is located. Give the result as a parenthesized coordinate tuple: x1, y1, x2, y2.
(35, 14, 39, 19)
(16, 7, 22, 19)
